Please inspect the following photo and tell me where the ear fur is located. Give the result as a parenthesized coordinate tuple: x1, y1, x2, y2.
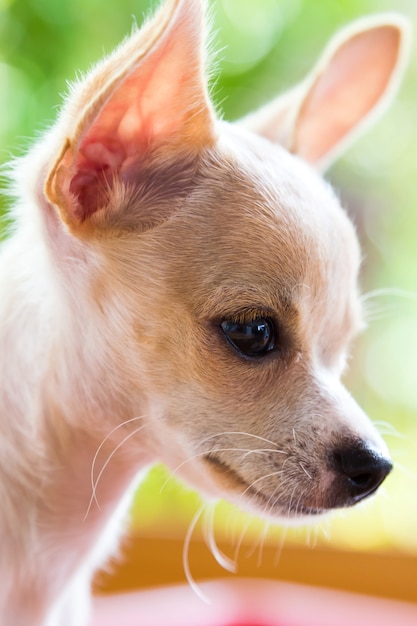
(44, 0, 215, 228)
(242, 14, 411, 170)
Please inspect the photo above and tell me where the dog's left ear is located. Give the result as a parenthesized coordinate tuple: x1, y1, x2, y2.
(44, 0, 215, 228)
(242, 14, 410, 170)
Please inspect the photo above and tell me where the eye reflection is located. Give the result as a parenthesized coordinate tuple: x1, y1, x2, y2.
(220, 318, 275, 358)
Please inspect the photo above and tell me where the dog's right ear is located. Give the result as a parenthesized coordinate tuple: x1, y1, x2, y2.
(242, 14, 410, 170)
(44, 0, 215, 231)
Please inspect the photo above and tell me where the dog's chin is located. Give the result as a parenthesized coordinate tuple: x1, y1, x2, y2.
(202, 454, 327, 524)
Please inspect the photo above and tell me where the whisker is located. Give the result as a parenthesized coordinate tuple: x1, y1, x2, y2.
(361, 288, 417, 323)
(255, 456, 295, 519)
(393, 461, 417, 481)
(233, 514, 253, 566)
(306, 517, 320, 549)
(363, 305, 398, 323)
(84, 422, 147, 520)
(285, 485, 299, 522)
(292, 429, 297, 446)
(373, 421, 405, 439)
(263, 479, 284, 518)
(273, 525, 288, 567)
(361, 287, 417, 303)
(87, 415, 146, 513)
(243, 523, 262, 561)
(242, 448, 287, 458)
(200, 431, 283, 450)
(256, 517, 270, 568)
(183, 504, 211, 604)
(318, 518, 331, 542)
(202, 504, 236, 573)
(299, 463, 313, 480)
(160, 446, 285, 493)
(242, 513, 270, 566)
(240, 470, 282, 499)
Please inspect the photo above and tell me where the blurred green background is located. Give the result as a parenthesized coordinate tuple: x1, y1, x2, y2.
(1, 0, 416, 556)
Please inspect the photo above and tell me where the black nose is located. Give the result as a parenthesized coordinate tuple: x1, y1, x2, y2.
(331, 442, 392, 505)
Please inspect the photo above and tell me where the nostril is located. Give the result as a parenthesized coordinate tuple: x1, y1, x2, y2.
(349, 471, 375, 489)
(333, 444, 392, 503)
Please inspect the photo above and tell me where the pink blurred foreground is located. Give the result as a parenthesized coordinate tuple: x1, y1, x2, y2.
(91, 579, 417, 626)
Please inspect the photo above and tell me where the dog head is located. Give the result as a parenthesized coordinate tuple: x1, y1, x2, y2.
(29, 0, 409, 520)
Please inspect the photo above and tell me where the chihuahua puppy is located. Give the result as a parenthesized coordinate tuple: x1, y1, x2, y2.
(0, 0, 409, 624)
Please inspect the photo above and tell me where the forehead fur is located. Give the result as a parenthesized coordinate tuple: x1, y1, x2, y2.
(140, 126, 361, 305)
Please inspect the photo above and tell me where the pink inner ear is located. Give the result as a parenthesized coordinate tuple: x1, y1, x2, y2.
(68, 140, 124, 220)
(46, 0, 215, 226)
(67, 32, 207, 221)
(295, 25, 401, 164)
(68, 61, 162, 219)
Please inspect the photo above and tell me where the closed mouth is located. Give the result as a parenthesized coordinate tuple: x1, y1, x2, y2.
(203, 453, 324, 518)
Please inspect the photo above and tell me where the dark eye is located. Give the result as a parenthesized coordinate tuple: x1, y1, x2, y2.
(220, 317, 276, 358)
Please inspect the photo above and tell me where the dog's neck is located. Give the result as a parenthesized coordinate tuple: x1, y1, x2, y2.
(0, 221, 154, 521)
(0, 227, 155, 622)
